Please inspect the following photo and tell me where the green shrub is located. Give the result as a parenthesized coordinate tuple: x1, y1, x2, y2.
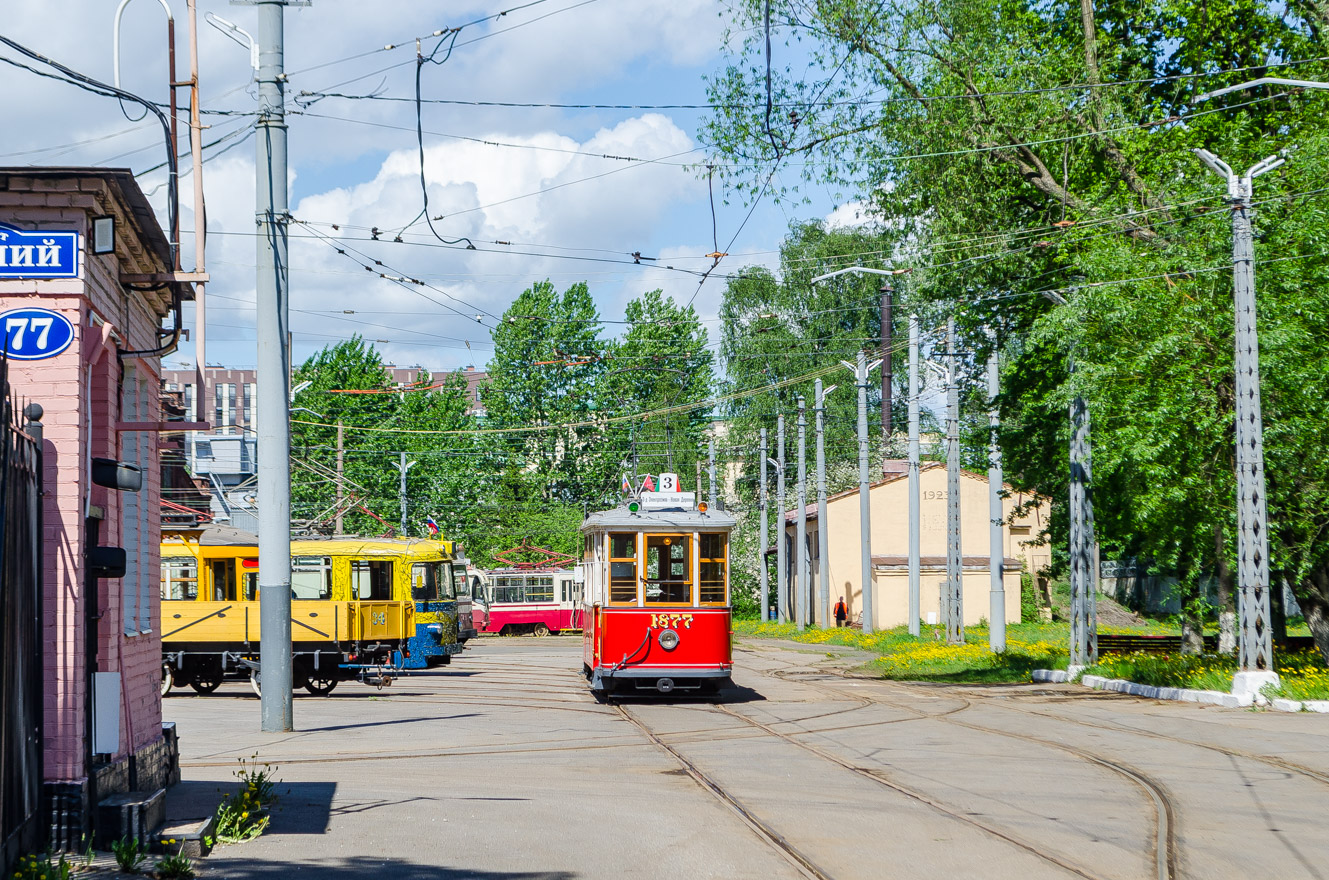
(111, 836, 147, 874)
(155, 852, 195, 880)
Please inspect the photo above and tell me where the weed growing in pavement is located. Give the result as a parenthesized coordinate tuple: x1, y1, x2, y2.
(214, 753, 280, 844)
(154, 850, 196, 879)
(8, 851, 72, 880)
(111, 836, 148, 874)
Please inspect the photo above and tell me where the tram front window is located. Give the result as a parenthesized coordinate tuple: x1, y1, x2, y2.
(292, 556, 332, 599)
(644, 535, 690, 605)
(210, 560, 236, 601)
(351, 560, 393, 600)
(410, 563, 436, 601)
(609, 533, 637, 605)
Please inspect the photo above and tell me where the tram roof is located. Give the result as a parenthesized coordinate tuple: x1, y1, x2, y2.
(581, 505, 737, 532)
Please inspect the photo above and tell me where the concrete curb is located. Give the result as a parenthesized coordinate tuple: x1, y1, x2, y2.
(1032, 669, 1254, 708)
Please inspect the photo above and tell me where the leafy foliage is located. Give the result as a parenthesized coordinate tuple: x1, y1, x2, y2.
(703, 0, 1329, 659)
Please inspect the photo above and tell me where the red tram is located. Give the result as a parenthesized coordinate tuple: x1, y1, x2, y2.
(581, 474, 735, 697)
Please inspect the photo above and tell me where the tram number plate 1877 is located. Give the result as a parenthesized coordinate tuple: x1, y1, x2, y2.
(650, 613, 693, 629)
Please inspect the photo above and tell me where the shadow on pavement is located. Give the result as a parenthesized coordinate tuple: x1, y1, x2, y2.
(203, 857, 577, 880)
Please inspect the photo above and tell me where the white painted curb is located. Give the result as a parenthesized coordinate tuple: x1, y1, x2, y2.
(1033, 669, 1254, 708)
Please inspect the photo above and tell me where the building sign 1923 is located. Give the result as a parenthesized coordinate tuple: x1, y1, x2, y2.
(0, 224, 79, 279)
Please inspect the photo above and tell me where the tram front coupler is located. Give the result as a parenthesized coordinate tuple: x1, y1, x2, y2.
(357, 665, 395, 689)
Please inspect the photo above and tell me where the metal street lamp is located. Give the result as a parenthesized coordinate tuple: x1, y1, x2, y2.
(1190, 77, 1301, 690)
(810, 266, 910, 456)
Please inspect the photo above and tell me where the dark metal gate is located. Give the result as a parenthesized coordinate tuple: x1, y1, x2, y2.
(0, 354, 44, 872)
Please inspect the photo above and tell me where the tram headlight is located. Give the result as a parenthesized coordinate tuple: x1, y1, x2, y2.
(658, 628, 680, 651)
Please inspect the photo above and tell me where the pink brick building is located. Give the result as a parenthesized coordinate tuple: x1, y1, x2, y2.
(0, 169, 188, 848)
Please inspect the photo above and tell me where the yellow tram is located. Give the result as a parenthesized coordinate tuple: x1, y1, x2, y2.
(160, 527, 465, 696)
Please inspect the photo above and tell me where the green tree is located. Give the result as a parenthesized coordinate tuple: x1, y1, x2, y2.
(597, 289, 715, 492)
(704, 0, 1329, 657)
(484, 281, 608, 501)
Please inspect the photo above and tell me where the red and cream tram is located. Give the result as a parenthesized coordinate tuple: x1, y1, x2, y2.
(581, 474, 735, 697)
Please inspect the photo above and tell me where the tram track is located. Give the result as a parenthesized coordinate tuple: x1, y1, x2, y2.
(749, 664, 1176, 880)
(980, 694, 1329, 789)
(613, 704, 833, 880)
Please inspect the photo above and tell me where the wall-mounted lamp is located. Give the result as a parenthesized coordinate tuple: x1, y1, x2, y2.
(91, 216, 115, 255)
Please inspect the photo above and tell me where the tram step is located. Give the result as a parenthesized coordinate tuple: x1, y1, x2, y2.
(95, 788, 165, 849)
(155, 813, 217, 859)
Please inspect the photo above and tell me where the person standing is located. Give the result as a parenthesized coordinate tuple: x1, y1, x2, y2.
(834, 598, 847, 627)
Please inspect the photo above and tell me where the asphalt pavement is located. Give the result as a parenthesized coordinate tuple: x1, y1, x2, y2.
(163, 636, 1329, 880)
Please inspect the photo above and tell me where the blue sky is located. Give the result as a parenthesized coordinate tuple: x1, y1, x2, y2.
(1, 1, 857, 373)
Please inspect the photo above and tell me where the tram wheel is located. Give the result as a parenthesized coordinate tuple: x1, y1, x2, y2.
(189, 669, 222, 695)
(532, 623, 550, 637)
(161, 664, 174, 698)
(304, 676, 338, 696)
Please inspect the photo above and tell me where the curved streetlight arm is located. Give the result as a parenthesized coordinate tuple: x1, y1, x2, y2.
(1197, 77, 1329, 102)
(811, 266, 908, 285)
(113, 0, 173, 89)
(205, 12, 260, 73)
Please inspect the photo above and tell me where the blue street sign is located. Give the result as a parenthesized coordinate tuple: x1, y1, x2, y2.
(0, 308, 75, 360)
(0, 224, 79, 279)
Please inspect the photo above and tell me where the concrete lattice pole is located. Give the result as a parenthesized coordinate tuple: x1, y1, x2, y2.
(1069, 390, 1097, 667)
(759, 427, 769, 622)
(256, 0, 293, 731)
(907, 314, 921, 636)
(987, 334, 1006, 652)
(815, 379, 830, 628)
(945, 318, 964, 645)
(776, 415, 787, 623)
(796, 396, 808, 631)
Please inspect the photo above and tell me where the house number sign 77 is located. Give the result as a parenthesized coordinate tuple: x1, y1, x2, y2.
(0, 308, 74, 360)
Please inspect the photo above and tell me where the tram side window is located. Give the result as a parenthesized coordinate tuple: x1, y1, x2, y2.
(492, 576, 523, 605)
(292, 556, 332, 600)
(210, 560, 236, 601)
(699, 533, 727, 605)
(351, 560, 393, 600)
(527, 576, 553, 603)
(411, 563, 436, 601)
(609, 533, 637, 605)
(160, 559, 197, 600)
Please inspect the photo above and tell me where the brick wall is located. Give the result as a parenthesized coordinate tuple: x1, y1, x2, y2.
(0, 173, 174, 793)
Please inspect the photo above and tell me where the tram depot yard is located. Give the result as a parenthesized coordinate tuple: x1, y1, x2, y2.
(155, 635, 1329, 880)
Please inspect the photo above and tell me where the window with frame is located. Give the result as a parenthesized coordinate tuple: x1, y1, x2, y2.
(699, 533, 728, 605)
(438, 563, 458, 600)
(160, 558, 197, 600)
(644, 535, 690, 605)
(411, 562, 437, 601)
(352, 559, 394, 600)
(210, 559, 237, 601)
(608, 533, 637, 605)
(526, 575, 554, 603)
(492, 575, 522, 605)
(293, 556, 332, 599)
(454, 566, 471, 598)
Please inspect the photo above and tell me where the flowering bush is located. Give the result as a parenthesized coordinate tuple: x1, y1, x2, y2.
(214, 754, 280, 844)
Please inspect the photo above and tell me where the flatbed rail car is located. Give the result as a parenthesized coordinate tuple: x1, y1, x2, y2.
(160, 529, 464, 695)
(581, 480, 736, 697)
(480, 567, 584, 636)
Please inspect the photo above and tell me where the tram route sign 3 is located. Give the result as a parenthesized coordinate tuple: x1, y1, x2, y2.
(640, 472, 695, 509)
(0, 224, 79, 279)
